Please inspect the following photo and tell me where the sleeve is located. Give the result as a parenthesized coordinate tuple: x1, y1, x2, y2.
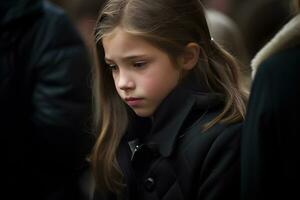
(196, 123, 241, 200)
(30, 10, 94, 172)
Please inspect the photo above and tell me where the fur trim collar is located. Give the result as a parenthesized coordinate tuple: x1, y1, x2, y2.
(251, 14, 300, 77)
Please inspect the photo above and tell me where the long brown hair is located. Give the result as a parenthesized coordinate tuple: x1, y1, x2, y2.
(91, 0, 248, 194)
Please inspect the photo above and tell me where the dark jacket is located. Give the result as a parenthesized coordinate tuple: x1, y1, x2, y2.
(241, 14, 300, 200)
(95, 83, 242, 200)
(1, 0, 94, 199)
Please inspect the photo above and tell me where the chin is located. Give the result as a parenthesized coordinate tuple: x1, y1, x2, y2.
(133, 109, 153, 117)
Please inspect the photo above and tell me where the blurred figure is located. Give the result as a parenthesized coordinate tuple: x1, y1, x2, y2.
(71, 0, 106, 54)
(206, 9, 250, 86)
(233, 0, 292, 59)
(203, 0, 292, 59)
(241, 0, 300, 199)
(50, 0, 106, 55)
(202, 0, 233, 15)
(206, 9, 249, 64)
(0, 0, 94, 199)
(48, 1, 107, 198)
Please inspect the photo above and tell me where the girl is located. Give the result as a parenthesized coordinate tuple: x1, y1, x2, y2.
(91, 0, 248, 199)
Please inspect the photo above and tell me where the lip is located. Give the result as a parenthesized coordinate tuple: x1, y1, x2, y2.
(125, 97, 143, 107)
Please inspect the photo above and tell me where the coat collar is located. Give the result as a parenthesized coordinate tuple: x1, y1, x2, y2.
(251, 14, 300, 77)
(143, 84, 223, 157)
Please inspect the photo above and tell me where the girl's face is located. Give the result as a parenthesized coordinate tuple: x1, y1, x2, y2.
(102, 28, 181, 117)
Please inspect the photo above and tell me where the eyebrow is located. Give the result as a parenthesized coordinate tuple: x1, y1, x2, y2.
(105, 55, 150, 62)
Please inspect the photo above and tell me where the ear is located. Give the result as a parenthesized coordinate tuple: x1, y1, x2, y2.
(180, 42, 200, 70)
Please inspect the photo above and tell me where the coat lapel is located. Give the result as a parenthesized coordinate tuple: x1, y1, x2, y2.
(148, 86, 196, 157)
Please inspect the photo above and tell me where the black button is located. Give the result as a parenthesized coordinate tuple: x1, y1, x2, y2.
(144, 177, 155, 192)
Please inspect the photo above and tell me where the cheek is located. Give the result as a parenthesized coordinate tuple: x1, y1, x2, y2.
(140, 75, 161, 94)
(142, 74, 177, 99)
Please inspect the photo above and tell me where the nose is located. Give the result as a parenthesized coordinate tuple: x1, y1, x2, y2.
(116, 69, 135, 91)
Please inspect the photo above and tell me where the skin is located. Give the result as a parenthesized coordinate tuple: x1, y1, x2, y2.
(102, 27, 200, 117)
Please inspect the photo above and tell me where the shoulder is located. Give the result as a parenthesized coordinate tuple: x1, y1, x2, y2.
(180, 110, 242, 156)
(29, 1, 82, 48)
(202, 120, 242, 149)
(258, 45, 300, 75)
(42, 1, 76, 34)
(39, 1, 82, 42)
(26, 1, 87, 66)
(252, 45, 300, 94)
(187, 108, 242, 140)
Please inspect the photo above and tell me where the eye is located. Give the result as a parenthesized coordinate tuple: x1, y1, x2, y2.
(107, 63, 118, 71)
(133, 61, 147, 68)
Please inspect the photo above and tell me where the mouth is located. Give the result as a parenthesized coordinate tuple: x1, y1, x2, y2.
(124, 97, 144, 107)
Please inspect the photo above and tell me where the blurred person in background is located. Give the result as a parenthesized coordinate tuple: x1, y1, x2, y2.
(206, 8, 250, 87)
(50, 0, 106, 56)
(203, 0, 292, 60)
(231, 0, 292, 59)
(0, 0, 94, 199)
(206, 9, 249, 65)
(201, 0, 232, 14)
(48, 1, 106, 198)
(241, 0, 300, 199)
(70, 0, 106, 55)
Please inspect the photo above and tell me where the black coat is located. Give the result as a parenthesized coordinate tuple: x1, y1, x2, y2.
(95, 85, 242, 200)
(1, 0, 94, 199)
(241, 45, 300, 200)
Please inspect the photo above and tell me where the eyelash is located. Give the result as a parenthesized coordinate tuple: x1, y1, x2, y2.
(107, 64, 117, 71)
(106, 61, 148, 71)
(133, 61, 147, 68)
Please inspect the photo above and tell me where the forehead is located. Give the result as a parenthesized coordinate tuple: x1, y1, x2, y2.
(102, 27, 166, 60)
